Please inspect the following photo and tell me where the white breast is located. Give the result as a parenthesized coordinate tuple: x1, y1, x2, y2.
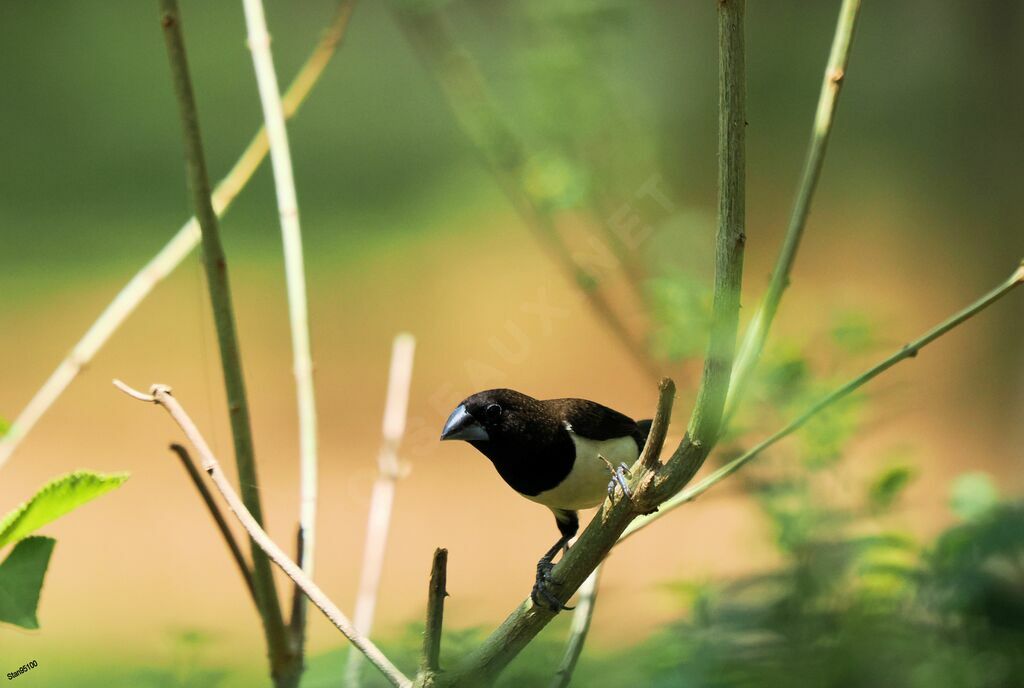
(523, 427, 640, 510)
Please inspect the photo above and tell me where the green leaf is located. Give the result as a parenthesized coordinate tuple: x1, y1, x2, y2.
(0, 471, 129, 548)
(0, 536, 55, 629)
(868, 464, 916, 513)
(949, 472, 999, 521)
(0, 417, 9, 436)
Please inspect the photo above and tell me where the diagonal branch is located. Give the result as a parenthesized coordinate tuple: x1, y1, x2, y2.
(724, 0, 862, 422)
(114, 381, 413, 688)
(391, 6, 660, 383)
(158, 0, 289, 671)
(0, 0, 355, 473)
(168, 443, 256, 603)
(348, 333, 417, 688)
(439, 379, 676, 687)
(622, 259, 1024, 542)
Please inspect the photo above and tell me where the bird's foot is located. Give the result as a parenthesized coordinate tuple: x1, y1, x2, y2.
(531, 559, 574, 612)
(605, 461, 633, 502)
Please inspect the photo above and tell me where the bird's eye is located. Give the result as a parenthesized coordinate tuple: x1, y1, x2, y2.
(484, 403, 502, 421)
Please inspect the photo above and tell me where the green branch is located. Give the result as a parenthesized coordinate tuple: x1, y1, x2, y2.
(651, 0, 747, 500)
(157, 0, 291, 682)
(623, 259, 1024, 541)
(724, 0, 863, 422)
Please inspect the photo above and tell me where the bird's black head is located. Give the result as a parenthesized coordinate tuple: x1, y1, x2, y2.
(439, 388, 550, 445)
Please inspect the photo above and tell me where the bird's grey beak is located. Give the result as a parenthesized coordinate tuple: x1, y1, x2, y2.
(440, 404, 489, 441)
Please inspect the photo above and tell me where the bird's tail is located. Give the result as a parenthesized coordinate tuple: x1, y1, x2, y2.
(636, 418, 654, 446)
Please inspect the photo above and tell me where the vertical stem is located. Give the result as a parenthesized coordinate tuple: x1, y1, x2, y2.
(550, 566, 602, 688)
(420, 548, 449, 680)
(157, 0, 290, 681)
(658, 0, 747, 499)
(725, 0, 862, 421)
(347, 334, 417, 687)
(688, 0, 746, 447)
(239, 7, 323, 675)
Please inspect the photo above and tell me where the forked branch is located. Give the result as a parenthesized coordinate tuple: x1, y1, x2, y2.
(432, 5, 747, 684)
(114, 381, 412, 688)
(168, 443, 256, 603)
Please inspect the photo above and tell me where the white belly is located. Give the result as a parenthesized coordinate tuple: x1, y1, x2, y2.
(523, 431, 639, 510)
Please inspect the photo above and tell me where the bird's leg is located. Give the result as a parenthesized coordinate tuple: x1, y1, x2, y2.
(532, 534, 574, 612)
(600, 454, 633, 502)
(532, 509, 579, 612)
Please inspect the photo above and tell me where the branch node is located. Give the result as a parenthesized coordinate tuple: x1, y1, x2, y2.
(112, 379, 157, 403)
(150, 383, 173, 397)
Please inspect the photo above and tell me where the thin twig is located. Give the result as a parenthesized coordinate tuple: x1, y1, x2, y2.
(158, 0, 290, 672)
(241, 0, 321, 588)
(724, 0, 862, 422)
(420, 548, 449, 681)
(391, 6, 660, 383)
(640, 378, 676, 472)
(621, 260, 1024, 542)
(550, 566, 601, 688)
(347, 334, 417, 688)
(168, 443, 257, 604)
(0, 0, 355, 473)
(114, 382, 413, 688)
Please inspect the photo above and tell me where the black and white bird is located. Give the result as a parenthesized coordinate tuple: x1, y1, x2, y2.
(440, 388, 651, 610)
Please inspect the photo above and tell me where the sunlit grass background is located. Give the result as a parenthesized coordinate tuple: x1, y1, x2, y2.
(0, 0, 1021, 685)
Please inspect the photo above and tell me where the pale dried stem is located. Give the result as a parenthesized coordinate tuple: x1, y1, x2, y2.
(346, 334, 417, 687)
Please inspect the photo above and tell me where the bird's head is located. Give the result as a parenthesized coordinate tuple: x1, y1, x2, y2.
(439, 388, 544, 444)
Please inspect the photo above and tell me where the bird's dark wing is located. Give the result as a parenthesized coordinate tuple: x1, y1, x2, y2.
(549, 398, 640, 441)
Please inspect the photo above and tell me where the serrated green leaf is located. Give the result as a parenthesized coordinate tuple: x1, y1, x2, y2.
(0, 471, 129, 547)
(0, 536, 55, 629)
